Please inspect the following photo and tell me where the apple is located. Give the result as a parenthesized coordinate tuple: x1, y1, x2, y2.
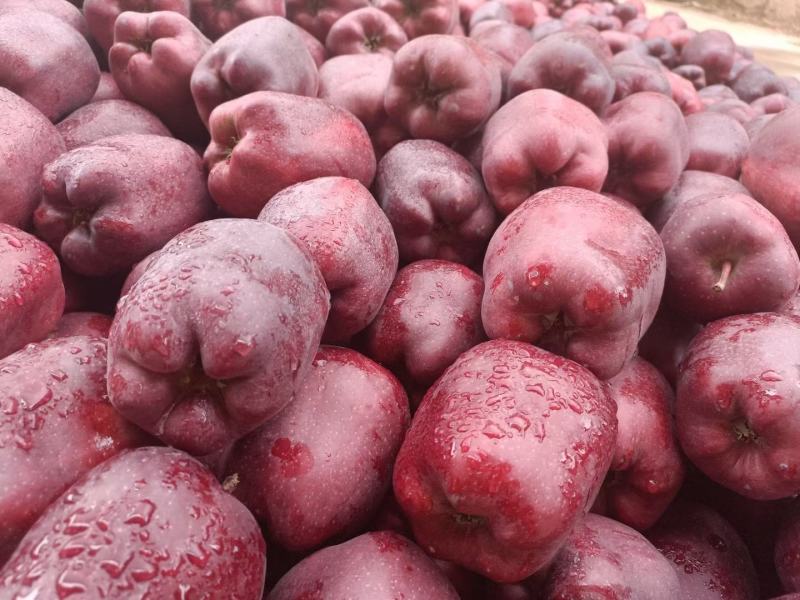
(224, 346, 409, 552)
(0, 0, 88, 37)
(610, 60, 671, 102)
(665, 69, 705, 115)
(481, 90, 609, 216)
(0, 89, 65, 229)
(706, 97, 758, 125)
(268, 531, 459, 599)
(481, 186, 666, 380)
(508, 30, 614, 114)
(541, 514, 681, 599)
(363, 259, 485, 396)
(0, 224, 65, 359)
(56, 99, 172, 150)
(393, 339, 617, 582)
(384, 34, 502, 144)
(677, 313, 800, 500)
(46, 312, 113, 339)
(680, 29, 736, 84)
(751, 93, 795, 117)
(371, 0, 458, 38)
(191, 0, 286, 40)
(34, 134, 213, 277)
(661, 192, 800, 323)
(325, 7, 408, 56)
(285, 0, 368, 40)
(638, 307, 702, 386)
(375, 139, 497, 266)
(648, 502, 759, 600)
(0, 10, 99, 122)
(776, 504, 800, 593)
(732, 63, 788, 103)
(0, 447, 267, 598)
(190, 17, 318, 129)
(685, 112, 750, 179)
(0, 336, 147, 565)
(204, 91, 376, 218)
(603, 92, 690, 209)
(91, 72, 125, 102)
(110, 10, 211, 144)
(106, 218, 330, 456)
(673, 64, 707, 89)
(598, 357, 684, 530)
(742, 107, 800, 250)
(468, 21, 534, 93)
(258, 176, 398, 343)
(82, 0, 190, 52)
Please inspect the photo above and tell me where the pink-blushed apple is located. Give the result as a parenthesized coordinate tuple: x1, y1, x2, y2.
(82, 0, 190, 52)
(371, 0, 457, 38)
(191, 0, 286, 40)
(325, 7, 408, 56)
(46, 312, 113, 339)
(680, 29, 736, 84)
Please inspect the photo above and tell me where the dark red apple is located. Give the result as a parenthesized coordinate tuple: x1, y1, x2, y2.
(110, 10, 211, 143)
(191, 0, 286, 40)
(34, 134, 213, 277)
(204, 91, 376, 218)
(82, 0, 190, 52)
(225, 346, 409, 552)
(775, 503, 800, 593)
(541, 514, 681, 599)
(742, 106, 800, 250)
(393, 339, 617, 582)
(375, 139, 497, 266)
(599, 357, 684, 530)
(468, 21, 534, 91)
(481, 90, 609, 216)
(363, 259, 485, 394)
(732, 63, 788, 103)
(0, 89, 65, 229)
(0, 336, 147, 564)
(0, 10, 99, 122)
(371, 0, 457, 38)
(46, 312, 113, 339)
(648, 502, 759, 600)
(680, 29, 736, 85)
(673, 64, 707, 89)
(258, 176, 398, 343)
(325, 7, 408, 56)
(106, 219, 330, 456)
(684, 112, 750, 178)
(0, 224, 65, 359)
(638, 306, 702, 386)
(677, 313, 800, 500)
(56, 99, 172, 150)
(285, 0, 368, 41)
(268, 531, 459, 599)
(610, 61, 671, 101)
(481, 186, 666, 380)
(384, 34, 501, 144)
(0, 447, 267, 598)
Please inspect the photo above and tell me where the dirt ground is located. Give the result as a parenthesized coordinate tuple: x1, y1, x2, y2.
(645, 0, 800, 76)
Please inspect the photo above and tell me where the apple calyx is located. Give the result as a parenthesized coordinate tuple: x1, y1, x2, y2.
(732, 419, 759, 444)
(712, 261, 733, 293)
(452, 512, 486, 527)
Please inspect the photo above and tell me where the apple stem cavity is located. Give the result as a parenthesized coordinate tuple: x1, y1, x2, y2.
(452, 512, 486, 527)
(733, 419, 759, 444)
(713, 261, 733, 293)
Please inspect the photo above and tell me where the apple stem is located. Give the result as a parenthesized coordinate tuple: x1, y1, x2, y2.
(713, 261, 733, 293)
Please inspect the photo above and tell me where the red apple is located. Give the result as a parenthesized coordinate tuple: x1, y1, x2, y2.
(90, 72, 125, 102)
(481, 186, 666, 380)
(684, 111, 750, 178)
(106, 218, 330, 456)
(225, 346, 409, 551)
(638, 306, 702, 386)
(191, 0, 286, 40)
(0, 447, 267, 598)
(83, 0, 190, 52)
(285, 0, 368, 40)
(775, 503, 800, 593)
(325, 7, 408, 56)
(680, 29, 736, 84)
(371, 0, 458, 38)
(732, 62, 787, 103)
(46, 312, 113, 339)
(393, 339, 617, 582)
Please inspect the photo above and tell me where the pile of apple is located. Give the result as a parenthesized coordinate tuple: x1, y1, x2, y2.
(3, 0, 800, 597)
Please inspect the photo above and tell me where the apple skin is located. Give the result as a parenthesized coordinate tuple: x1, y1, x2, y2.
(191, 0, 286, 40)
(775, 504, 800, 593)
(268, 531, 459, 599)
(468, 21, 534, 93)
(673, 64, 707, 89)
(596, 357, 684, 530)
(661, 193, 800, 323)
(0, 10, 99, 122)
(665, 70, 705, 115)
(684, 112, 749, 178)
(680, 29, 736, 84)
(541, 514, 682, 599)
(610, 61, 671, 101)
(363, 259, 485, 395)
(325, 7, 408, 56)
(603, 92, 690, 209)
(481, 186, 666, 380)
(0, 336, 148, 565)
(732, 63, 787, 103)
(46, 312, 113, 339)
(706, 97, 758, 125)
(0, 0, 88, 37)
(317, 54, 406, 159)
(742, 107, 800, 251)
(83, 0, 190, 52)
(384, 35, 501, 145)
(648, 502, 759, 600)
(676, 313, 800, 500)
(638, 307, 702, 386)
(106, 219, 330, 457)
(285, 0, 367, 40)
(508, 30, 614, 114)
(110, 11, 211, 144)
(56, 99, 172, 150)
(393, 339, 617, 582)
(191, 17, 318, 128)
(0, 89, 66, 229)
(481, 90, 609, 216)
(371, 0, 457, 38)
(204, 91, 376, 218)
(751, 93, 795, 117)
(0, 225, 65, 360)
(34, 134, 213, 277)
(258, 176, 398, 344)
(91, 72, 125, 102)
(0, 447, 266, 598)
(647, 170, 751, 233)
(375, 140, 497, 267)
(224, 346, 409, 552)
